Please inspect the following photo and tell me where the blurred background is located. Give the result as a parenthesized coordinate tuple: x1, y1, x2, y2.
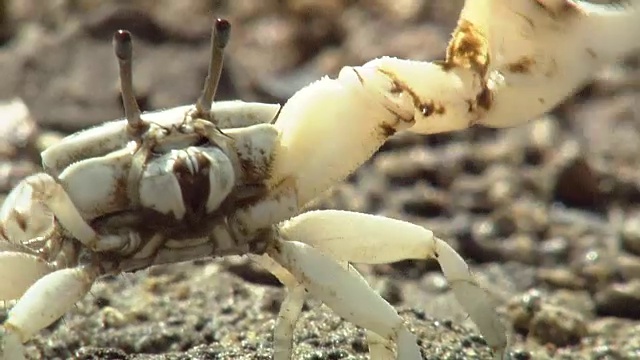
(1, 1, 640, 359)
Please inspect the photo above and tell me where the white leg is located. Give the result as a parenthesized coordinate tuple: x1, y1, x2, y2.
(250, 254, 306, 360)
(0, 252, 55, 301)
(335, 261, 396, 360)
(277, 210, 507, 359)
(0, 174, 97, 248)
(0, 266, 98, 360)
(273, 285, 305, 360)
(0, 326, 24, 360)
(367, 329, 395, 360)
(268, 239, 422, 360)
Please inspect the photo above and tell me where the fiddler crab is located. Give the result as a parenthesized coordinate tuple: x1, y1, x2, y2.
(1, 0, 638, 359)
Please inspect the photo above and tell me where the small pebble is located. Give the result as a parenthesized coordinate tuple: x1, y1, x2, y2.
(506, 289, 544, 335)
(529, 304, 588, 347)
(621, 213, 640, 256)
(500, 234, 539, 265)
(552, 149, 602, 209)
(100, 306, 127, 328)
(376, 278, 403, 305)
(539, 237, 570, 265)
(617, 254, 640, 281)
(595, 280, 640, 319)
(537, 268, 586, 290)
(0, 98, 39, 154)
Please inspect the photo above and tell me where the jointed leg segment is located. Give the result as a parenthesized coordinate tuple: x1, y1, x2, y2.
(1, 266, 99, 360)
(250, 254, 306, 360)
(267, 239, 422, 359)
(270, 210, 507, 358)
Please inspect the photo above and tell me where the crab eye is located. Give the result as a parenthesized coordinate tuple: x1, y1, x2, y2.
(193, 18, 232, 121)
(113, 29, 148, 137)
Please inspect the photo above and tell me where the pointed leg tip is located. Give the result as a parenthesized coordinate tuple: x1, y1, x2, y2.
(113, 30, 133, 62)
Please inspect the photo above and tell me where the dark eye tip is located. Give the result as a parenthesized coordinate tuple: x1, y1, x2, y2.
(214, 18, 231, 49)
(113, 30, 133, 60)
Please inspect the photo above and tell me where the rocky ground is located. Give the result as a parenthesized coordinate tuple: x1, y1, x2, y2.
(1, 1, 640, 359)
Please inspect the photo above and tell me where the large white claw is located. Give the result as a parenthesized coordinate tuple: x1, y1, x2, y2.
(463, 0, 640, 128)
(268, 1, 640, 208)
(277, 210, 507, 358)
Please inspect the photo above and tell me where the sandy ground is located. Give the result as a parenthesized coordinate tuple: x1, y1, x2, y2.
(1, 1, 640, 359)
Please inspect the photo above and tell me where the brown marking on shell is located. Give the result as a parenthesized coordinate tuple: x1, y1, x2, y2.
(238, 143, 273, 185)
(476, 87, 493, 111)
(173, 151, 211, 218)
(379, 123, 397, 137)
(586, 48, 597, 59)
(514, 11, 535, 29)
(533, 0, 585, 19)
(0, 223, 9, 242)
(376, 68, 443, 123)
(544, 58, 559, 78)
(444, 19, 490, 77)
(507, 57, 536, 74)
(13, 210, 28, 232)
(112, 168, 132, 211)
(417, 100, 446, 118)
(353, 67, 416, 137)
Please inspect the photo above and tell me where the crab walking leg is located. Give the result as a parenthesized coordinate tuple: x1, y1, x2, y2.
(335, 260, 397, 360)
(268, 240, 422, 360)
(0, 252, 55, 301)
(250, 254, 306, 360)
(277, 210, 506, 357)
(367, 330, 396, 360)
(272, 285, 306, 360)
(254, 252, 395, 360)
(1, 266, 98, 359)
(1, 174, 98, 248)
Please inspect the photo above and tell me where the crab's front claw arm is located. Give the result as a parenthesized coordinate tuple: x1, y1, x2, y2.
(268, 64, 419, 206)
(275, 210, 507, 359)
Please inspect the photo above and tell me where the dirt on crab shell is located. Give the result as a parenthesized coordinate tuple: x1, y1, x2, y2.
(1, 0, 640, 359)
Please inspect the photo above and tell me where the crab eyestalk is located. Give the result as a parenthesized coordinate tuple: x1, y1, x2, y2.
(194, 18, 231, 120)
(113, 29, 148, 137)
